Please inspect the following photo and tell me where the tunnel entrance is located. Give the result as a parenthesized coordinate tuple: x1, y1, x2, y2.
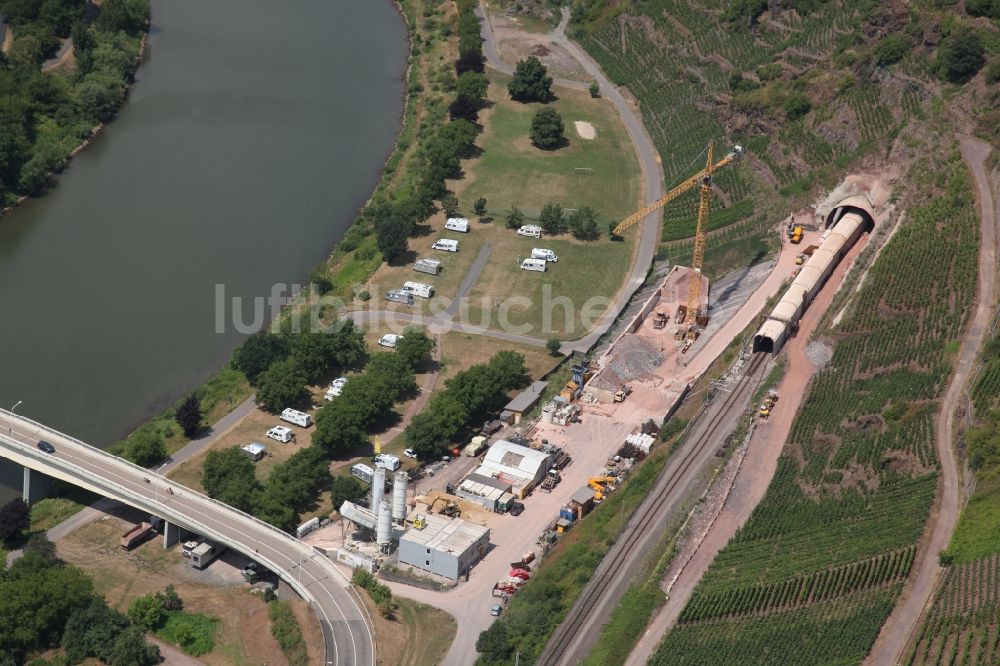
(824, 199, 876, 231)
(752, 334, 775, 354)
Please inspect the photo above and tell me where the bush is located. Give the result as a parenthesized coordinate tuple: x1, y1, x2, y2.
(121, 429, 166, 467)
(937, 27, 986, 83)
(966, 0, 1000, 19)
(154, 611, 217, 656)
(268, 601, 309, 666)
(874, 34, 913, 67)
(352, 569, 396, 617)
(985, 59, 1000, 85)
(783, 92, 812, 120)
(539, 203, 565, 235)
(546, 338, 562, 356)
(127, 594, 165, 631)
(505, 206, 524, 229)
(0, 498, 30, 543)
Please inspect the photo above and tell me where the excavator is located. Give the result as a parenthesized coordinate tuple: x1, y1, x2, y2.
(613, 144, 743, 340)
(587, 476, 617, 502)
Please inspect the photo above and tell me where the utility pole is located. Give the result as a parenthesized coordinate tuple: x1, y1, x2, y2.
(9, 400, 22, 435)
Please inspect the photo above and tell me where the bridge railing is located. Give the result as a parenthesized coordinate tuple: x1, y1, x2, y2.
(0, 407, 301, 545)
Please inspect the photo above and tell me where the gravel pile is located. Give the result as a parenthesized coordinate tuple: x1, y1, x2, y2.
(594, 334, 664, 388)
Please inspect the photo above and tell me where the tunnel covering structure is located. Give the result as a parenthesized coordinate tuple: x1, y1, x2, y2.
(753, 205, 874, 354)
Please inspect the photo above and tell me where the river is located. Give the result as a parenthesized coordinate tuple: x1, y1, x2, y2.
(0, 0, 407, 502)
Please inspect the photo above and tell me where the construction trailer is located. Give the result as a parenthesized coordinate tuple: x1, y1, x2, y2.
(503, 381, 549, 425)
(190, 540, 226, 569)
(397, 513, 490, 580)
(455, 473, 511, 512)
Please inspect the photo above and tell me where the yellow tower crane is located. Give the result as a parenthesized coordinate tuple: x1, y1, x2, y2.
(613, 143, 742, 333)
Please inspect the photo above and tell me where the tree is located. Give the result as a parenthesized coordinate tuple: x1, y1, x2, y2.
(546, 338, 562, 356)
(476, 621, 514, 662)
(127, 594, 164, 631)
(395, 327, 435, 370)
(62, 598, 129, 664)
(405, 395, 469, 459)
(373, 203, 411, 265)
(455, 47, 485, 75)
(508, 56, 553, 102)
(175, 394, 202, 438)
(473, 196, 487, 217)
(449, 93, 481, 123)
(567, 205, 601, 240)
(539, 203, 565, 235)
(442, 194, 460, 218)
(966, 0, 1000, 19)
(123, 430, 166, 467)
(589, 81, 600, 97)
(201, 447, 261, 512)
(0, 499, 29, 543)
(106, 627, 160, 666)
(255, 359, 309, 412)
(76, 72, 126, 122)
(330, 476, 366, 510)
(455, 71, 488, 104)
(505, 206, 524, 230)
(233, 332, 290, 385)
(96, 0, 150, 36)
(530, 108, 566, 150)
(937, 27, 986, 83)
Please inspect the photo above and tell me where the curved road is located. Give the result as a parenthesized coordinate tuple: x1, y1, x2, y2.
(864, 137, 997, 664)
(0, 409, 374, 666)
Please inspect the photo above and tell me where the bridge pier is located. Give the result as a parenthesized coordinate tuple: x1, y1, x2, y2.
(22, 466, 50, 505)
(163, 520, 183, 549)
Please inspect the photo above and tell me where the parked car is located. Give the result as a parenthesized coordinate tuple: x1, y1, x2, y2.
(37, 440, 55, 454)
(266, 426, 294, 443)
(404, 448, 418, 459)
(490, 604, 503, 616)
(508, 501, 525, 517)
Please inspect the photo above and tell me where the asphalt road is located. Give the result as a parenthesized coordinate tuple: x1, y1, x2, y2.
(444, 241, 493, 319)
(0, 410, 374, 666)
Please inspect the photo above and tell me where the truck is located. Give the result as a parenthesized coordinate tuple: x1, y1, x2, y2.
(190, 540, 226, 569)
(790, 226, 804, 244)
(759, 389, 779, 418)
(414, 259, 442, 275)
(613, 384, 632, 403)
(120, 522, 155, 550)
(540, 469, 560, 492)
(652, 312, 668, 329)
(463, 435, 488, 457)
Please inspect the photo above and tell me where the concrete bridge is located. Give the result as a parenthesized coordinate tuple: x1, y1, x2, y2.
(0, 408, 374, 666)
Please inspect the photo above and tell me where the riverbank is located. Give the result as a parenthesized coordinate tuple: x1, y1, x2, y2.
(0, 1, 151, 213)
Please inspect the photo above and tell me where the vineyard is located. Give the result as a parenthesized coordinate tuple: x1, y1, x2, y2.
(651, 156, 979, 663)
(907, 555, 1000, 666)
(576, 0, 920, 241)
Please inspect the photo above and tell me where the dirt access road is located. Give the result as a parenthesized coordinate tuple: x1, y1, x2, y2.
(865, 137, 997, 665)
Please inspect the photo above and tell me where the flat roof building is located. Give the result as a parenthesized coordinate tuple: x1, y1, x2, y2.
(503, 381, 549, 424)
(455, 473, 512, 512)
(472, 440, 551, 498)
(398, 514, 490, 580)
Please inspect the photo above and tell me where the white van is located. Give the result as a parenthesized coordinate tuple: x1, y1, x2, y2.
(414, 259, 442, 275)
(531, 248, 559, 263)
(374, 453, 401, 471)
(266, 426, 294, 443)
(403, 281, 434, 298)
(378, 333, 402, 348)
(445, 217, 470, 233)
(280, 408, 313, 428)
(431, 239, 459, 252)
(521, 258, 547, 272)
(517, 225, 542, 238)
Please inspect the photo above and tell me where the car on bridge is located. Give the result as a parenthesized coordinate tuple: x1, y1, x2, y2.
(37, 440, 55, 454)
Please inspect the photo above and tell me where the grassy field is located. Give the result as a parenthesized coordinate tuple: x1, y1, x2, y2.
(438, 331, 557, 382)
(29, 483, 99, 532)
(55, 516, 297, 666)
(362, 70, 643, 342)
(357, 591, 456, 666)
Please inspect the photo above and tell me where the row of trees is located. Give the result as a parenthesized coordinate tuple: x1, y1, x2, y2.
(371, 0, 489, 266)
(503, 203, 604, 240)
(0, 0, 150, 201)
(202, 328, 434, 530)
(232, 321, 368, 412)
(0, 536, 160, 665)
(404, 350, 528, 459)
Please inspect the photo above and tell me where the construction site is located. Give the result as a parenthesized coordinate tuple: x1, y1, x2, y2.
(298, 154, 889, 664)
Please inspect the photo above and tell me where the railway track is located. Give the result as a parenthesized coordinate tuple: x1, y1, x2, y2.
(536, 352, 769, 666)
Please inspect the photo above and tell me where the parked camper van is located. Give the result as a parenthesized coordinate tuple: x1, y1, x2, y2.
(351, 463, 374, 484)
(517, 225, 542, 238)
(266, 426, 294, 443)
(374, 453, 401, 471)
(431, 239, 459, 252)
(325, 377, 348, 401)
(414, 259, 442, 275)
(520, 258, 547, 272)
(280, 408, 312, 428)
(445, 217, 470, 233)
(531, 248, 558, 263)
(402, 281, 434, 298)
(378, 333, 402, 348)
(385, 289, 415, 305)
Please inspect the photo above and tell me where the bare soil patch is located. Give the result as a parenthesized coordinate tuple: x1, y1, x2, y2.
(574, 120, 596, 140)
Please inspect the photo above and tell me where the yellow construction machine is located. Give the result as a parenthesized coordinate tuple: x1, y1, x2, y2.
(613, 144, 743, 340)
